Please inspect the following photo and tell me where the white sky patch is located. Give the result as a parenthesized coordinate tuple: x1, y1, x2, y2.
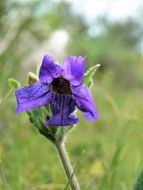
(30, 29, 69, 63)
(57, 0, 142, 37)
(47, 30, 69, 58)
(81, 0, 141, 20)
(48, 30, 69, 50)
(55, 0, 143, 22)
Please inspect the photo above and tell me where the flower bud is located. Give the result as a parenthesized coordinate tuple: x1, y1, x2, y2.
(28, 72, 38, 85)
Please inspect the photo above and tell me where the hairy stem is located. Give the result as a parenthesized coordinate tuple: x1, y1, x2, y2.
(55, 141, 80, 190)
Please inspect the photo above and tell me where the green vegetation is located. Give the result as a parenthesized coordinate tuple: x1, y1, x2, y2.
(0, 1, 143, 189)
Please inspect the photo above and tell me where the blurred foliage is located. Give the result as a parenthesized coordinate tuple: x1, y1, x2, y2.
(0, 0, 143, 190)
(133, 169, 143, 190)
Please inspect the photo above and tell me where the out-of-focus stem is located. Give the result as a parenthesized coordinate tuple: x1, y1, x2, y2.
(55, 141, 80, 190)
(0, 89, 13, 105)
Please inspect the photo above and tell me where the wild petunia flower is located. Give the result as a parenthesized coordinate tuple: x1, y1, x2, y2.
(15, 55, 99, 126)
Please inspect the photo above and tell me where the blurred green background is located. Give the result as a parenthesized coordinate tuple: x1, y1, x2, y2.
(0, 0, 143, 189)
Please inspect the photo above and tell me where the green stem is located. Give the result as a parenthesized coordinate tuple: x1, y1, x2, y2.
(0, 89, 13, 105)
(55, 141, 80, 190)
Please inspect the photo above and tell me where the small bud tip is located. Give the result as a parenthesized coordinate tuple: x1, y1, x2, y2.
(28, 72, 38, 85)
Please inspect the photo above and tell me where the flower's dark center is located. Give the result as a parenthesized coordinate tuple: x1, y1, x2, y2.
(51, 77, 72, 95)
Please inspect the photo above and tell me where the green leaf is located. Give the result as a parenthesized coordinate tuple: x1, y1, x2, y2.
(84, 64, 100, 87)
(8, 78, 21, 89)
(132, 169, 143, 190)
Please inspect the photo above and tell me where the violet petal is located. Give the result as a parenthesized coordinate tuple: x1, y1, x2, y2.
(62, 56, 86, 86)
(46, 93, 79, 126)
(72, 85, 99, 122)
(15, 82, 52, 114)
(39, 54, 63, 84)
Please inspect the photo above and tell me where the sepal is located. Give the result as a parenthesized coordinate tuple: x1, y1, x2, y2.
(27, 107, 61, 143)
(84, 64, 100, 87)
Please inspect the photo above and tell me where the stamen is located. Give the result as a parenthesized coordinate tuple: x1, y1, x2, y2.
(51, 77, 72, 95)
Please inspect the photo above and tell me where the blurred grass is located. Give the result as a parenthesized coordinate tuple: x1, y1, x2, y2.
(1, 0, 143, 190)
(1, 83, 143, 190)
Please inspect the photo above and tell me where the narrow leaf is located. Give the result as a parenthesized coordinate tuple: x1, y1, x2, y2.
(64, 150, 85, 190)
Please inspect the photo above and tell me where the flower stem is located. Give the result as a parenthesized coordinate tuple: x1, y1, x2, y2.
(55, 141, 80, 190)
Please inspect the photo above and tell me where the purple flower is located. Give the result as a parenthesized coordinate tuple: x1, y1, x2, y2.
(15, 55, 99, 126)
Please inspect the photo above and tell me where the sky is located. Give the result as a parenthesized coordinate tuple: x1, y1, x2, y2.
(61, 0, 143, 37)
(22, 0, 143, 59)
(57, 0, 143, 22)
